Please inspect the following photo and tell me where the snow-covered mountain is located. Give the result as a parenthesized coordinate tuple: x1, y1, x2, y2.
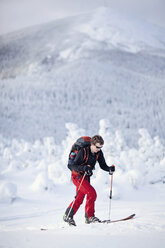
(0, 7, 165, 146)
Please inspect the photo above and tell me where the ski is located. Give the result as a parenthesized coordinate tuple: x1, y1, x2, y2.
(40, 214, 135, 230)
(101, 213, 136, 223)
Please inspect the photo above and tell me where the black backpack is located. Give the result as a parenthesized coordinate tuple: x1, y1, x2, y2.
(68, 136, 99, 171)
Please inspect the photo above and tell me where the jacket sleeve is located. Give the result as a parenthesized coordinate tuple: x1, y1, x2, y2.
(98, 150, 110, 172)
(68, 148, 85, 172)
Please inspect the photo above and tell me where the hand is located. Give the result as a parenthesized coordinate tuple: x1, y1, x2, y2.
(109, 165, 115, 175)
(84, 165, 93, 176)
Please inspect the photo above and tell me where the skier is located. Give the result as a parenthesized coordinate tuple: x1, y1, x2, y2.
(63, 135, 115, 226)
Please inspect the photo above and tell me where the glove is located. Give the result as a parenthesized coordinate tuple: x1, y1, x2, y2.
(109, 165, 115, 175)
(83, 165, 93, 176)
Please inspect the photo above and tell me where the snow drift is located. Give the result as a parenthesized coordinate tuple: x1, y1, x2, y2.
(0, 120, 165, 204)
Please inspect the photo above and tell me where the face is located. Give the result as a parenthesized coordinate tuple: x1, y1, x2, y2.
(91, 142, 103, 153)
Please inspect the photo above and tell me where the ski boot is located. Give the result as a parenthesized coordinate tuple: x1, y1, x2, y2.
(85, 216, 101, 224)
(63, 207, 76, 226)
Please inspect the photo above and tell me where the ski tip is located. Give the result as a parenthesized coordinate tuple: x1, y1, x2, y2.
(102, 213, 136, 224)
(123, 213, 136, 220)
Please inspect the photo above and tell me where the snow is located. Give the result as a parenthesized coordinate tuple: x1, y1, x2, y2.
(78, 7, 165, 53)
(0, 182, 17, 204)
(0, 122, 165, 247)
(0, 2, 165, 248)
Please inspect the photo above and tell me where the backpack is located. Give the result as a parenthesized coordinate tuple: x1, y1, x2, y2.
(68, 136, 99, 171)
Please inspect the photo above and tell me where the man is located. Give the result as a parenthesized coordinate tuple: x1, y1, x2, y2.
(63, 135, 115, 226)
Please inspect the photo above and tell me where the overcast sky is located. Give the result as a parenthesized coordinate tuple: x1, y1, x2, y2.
(0, 0, 103, 35)
(0, 0, 164, 35)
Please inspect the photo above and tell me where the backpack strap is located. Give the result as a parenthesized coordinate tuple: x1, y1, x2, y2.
(84, 146, 90, 164)
(79, 146, 90, 166)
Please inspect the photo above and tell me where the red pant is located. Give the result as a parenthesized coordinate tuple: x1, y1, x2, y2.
(68, 173, 97, 218)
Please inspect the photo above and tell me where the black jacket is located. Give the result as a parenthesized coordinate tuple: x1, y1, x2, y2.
(68, 146, 110, 174)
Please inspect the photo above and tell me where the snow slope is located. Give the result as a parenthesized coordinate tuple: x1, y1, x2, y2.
(0, 192, 165, 248)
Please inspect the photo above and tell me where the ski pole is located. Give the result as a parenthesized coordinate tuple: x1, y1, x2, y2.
(66, 172, 87, 220)
(108, 165, 115, 220)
